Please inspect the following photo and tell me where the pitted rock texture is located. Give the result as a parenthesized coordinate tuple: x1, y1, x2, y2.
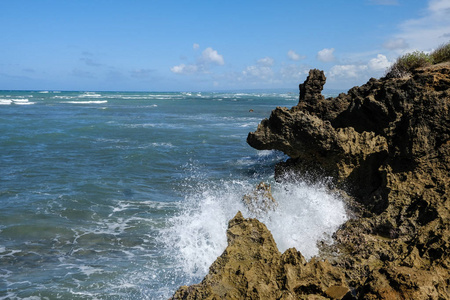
(170, 212, 349, 300)
(247, 64, 450, 299)
(170, 64, 449, 300)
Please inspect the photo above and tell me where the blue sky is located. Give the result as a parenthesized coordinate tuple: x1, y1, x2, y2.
(1, 0, 449, 91)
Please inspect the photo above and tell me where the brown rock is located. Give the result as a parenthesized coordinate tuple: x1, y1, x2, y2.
(247, 63, 450, 299)
(299, 69, 326, 105)
(170, 63, 450, 300)
(170, 212, 349, 299)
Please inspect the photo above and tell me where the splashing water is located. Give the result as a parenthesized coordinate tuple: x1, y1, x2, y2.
(162, 176, 348, 284)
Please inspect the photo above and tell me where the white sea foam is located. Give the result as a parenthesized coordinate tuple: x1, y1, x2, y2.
(13, 99, 35, 105)
(0, 99, 12, 105)
(0, 98, 35, 105)
(151, 142, 174, 148)
(79, 92, 102, 98)
(163, 177, 347, 280)
(257, 149, 277, 157)
(61, 100, 108, 104)
(78, 265, 104, 276)
(260, 180, 347, 257)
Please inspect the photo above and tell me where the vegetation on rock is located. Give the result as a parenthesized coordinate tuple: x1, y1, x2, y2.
(247, 64, 450, 299)
(171, 50, 450, 299)
(386, 41, 450, 78)
(431, 42, 450, 64)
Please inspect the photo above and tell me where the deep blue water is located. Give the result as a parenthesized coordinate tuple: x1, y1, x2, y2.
(0, 91, 347, 299)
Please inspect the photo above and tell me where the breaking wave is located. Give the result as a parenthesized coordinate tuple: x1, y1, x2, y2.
(162, 174, 348, 284)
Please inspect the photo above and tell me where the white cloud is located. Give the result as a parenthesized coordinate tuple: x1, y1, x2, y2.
(257, 57, 274, 66)
(287, 50, 304, 61)
(170, 63, 199, 74)
(171, 46, 224, 75)
(193, 43, 200, 50)
(328, 54, 393, 82)
(383, 38, 409, 50)
(280, 64, 309, 80)
(329, 64, 368, 79)
(242, 65, 273, 80)
(368, 54, 393, 71)
(201, 47, 225, 65)
(317, 48, 335, 62)
(428, 0, 450, 16)
(393, 0, 450, 50)
(242, 57, 275, 80)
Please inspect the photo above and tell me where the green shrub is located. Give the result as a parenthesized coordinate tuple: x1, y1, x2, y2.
(430, 42, 450, 64)
(386, 51, 433, 78)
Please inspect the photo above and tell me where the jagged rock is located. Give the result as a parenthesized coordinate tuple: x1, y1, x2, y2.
(242, 182, 277, 215)
(299, 69, 326, 105)
(170, 63, 450, 300)
(170, 212, 349, 300)
(247, 63, 450, 299)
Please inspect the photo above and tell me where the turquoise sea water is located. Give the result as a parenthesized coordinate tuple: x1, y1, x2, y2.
(0, 91, 348, 299)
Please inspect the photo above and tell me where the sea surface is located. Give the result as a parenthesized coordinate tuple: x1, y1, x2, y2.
(0, 90, 348, 299)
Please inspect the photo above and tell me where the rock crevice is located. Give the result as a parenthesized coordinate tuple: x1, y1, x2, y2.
(171, 64, 450, 299)
(247, 64, 450, 299)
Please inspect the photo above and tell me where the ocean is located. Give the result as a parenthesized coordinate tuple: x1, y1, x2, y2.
(0, 90, 348, 299)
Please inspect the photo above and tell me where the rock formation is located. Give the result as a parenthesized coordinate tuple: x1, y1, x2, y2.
(171, 63, 450, 299)
(170, 212, 350, 300)
(248, 64, 450, 299)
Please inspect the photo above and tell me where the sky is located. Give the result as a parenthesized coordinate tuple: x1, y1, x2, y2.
(1, 0, 449, 92)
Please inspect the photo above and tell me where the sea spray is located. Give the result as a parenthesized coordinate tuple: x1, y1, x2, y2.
(162, 175, 348, 285)
(0, 90, 341, 299)
(257, 179, 348, 257)
(162, 179, 249, 278)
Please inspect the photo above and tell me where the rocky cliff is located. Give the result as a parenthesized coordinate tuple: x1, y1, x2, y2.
(171, 63, 449, 299)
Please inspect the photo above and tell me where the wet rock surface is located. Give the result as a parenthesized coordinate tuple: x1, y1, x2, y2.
(171, 63, 449, 299)
(170, 212, 349, 300)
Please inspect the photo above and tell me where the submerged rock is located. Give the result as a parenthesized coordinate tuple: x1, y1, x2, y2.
(170, 212, 349, 300)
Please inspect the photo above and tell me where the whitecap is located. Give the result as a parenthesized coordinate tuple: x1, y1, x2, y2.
(61, 100, 108, 104)
(12, 99, 35, 105)
(0, 99, 12, 105)
(78, 92, 102, 98)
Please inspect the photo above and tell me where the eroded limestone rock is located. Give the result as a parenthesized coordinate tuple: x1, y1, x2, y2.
(170, 212, 349, 300)
(247, 63, 450, 299)
(170, 63, 450, 300)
